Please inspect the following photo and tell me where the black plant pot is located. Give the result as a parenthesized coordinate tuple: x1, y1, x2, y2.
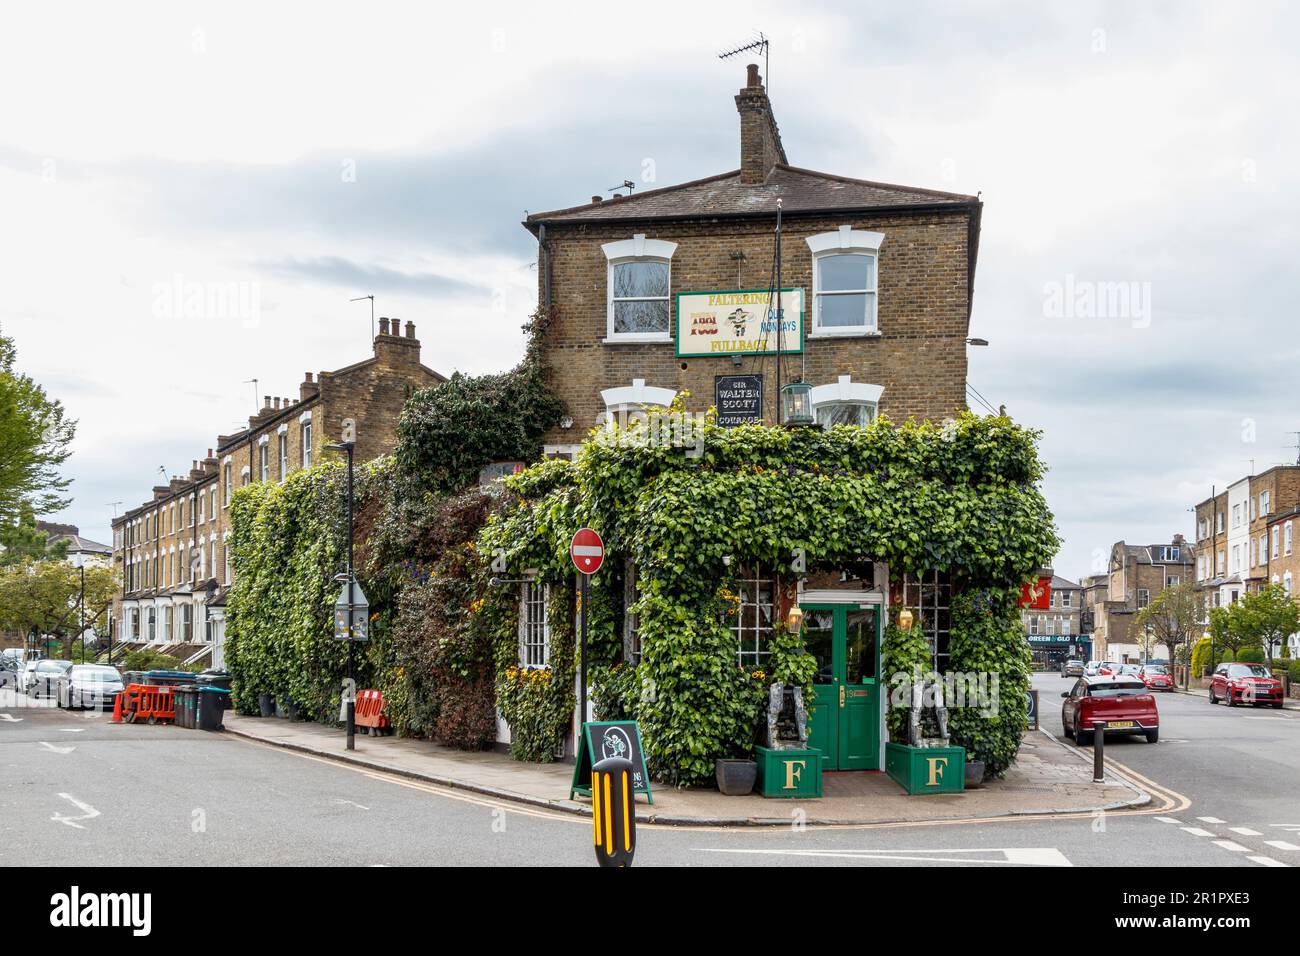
(964, 759, 987, 788)
(715, 759, 758, 796)
(258, 693, 275, 718)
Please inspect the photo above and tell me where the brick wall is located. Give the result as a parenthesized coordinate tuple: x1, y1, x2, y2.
(536, 209, 973, 445)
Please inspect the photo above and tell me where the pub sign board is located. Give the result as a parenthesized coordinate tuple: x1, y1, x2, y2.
(570, 720, 653, 804)
(676, 288, 804, 357)
(714, 375, 763, 428)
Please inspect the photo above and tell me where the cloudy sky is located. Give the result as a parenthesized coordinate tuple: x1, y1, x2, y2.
(2, 0, 1297, 579)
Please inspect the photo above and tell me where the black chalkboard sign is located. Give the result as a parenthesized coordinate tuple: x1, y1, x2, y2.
(715, 375, 763, 428)
(570, 721, 653, 804)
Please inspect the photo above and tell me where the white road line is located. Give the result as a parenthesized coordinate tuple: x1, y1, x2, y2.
(1181, 827, 1214, 837)
(334, 799, 370, 810)
(38, 741, 75, 754)
(1265, 840, 1300, 851)
(1249, 856, 1288, 867)
(1155, 816, 1181, 824)
(50, 793, 100, 830)
(1212, 840, 1250, 852)
(0, 713, 22, 722)
(1197, 816, 1226, 823)
(1230, 827, 1262, 836)
(694, 847, 1072, 866)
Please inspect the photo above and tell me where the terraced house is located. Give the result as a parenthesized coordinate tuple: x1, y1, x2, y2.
(111, 321, 443, 668)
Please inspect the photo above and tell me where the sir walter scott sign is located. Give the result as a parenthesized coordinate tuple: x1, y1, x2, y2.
(676, 289, 804, 357)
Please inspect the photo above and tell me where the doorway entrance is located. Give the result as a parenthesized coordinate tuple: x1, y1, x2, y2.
(802, 603, 881, 770)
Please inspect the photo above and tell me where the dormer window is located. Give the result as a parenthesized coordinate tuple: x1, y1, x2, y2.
(601, 235, 677, 342)
(806, 226, 884, 336)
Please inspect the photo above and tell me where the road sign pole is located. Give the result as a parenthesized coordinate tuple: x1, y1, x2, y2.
(579, 570, 589, 736)
(346, 442, 355, 752)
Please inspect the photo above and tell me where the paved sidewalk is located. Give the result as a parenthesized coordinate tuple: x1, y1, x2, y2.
(222, 714, 1148, 826)
(1173, 683, 1300, 710)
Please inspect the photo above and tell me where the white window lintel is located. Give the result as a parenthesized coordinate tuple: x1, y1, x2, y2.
(809, 375, 884, 408)
(601, 378, 677, 410)
(601, 234, 678, 262)
(806, 225, 885, 255)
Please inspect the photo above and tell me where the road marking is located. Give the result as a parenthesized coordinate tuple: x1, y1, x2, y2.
(58, 728, 85, 733)
(1243, 716, 1286, 721)
(694, 847, 1072, 866)
(1212, 840, 1250, 852)
(334, 799, 370, 810)
(1181, 827, 1214, 837)
(1265, 840, 1300, 851)
(1249, 856, 1288, 867)
(0, 713, 22, 722)
(1270, 824, 1300, 833)
(50, 793, 100, 830)
(38, 741, 75, 754)
(1230, 827, 1262, 836)
(1197, 816, 1226, 823)
(1155, 816, 1181, 824)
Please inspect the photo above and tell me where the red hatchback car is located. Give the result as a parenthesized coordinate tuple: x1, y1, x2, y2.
(1139, 663, 1175, 692)
(1208, 662, 1284, 708)
(1061, 675, 1159, 744)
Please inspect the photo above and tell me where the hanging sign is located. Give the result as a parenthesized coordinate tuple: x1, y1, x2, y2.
(676, 288, 803, 357)
(570, 720, 653, 804)
(1019, 576, 1052, 610)
(714, 375, 764, 427)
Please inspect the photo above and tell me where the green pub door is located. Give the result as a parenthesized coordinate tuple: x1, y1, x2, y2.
(803, 604, 881, 770)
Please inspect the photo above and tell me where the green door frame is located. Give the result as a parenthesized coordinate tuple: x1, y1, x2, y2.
(802, 602, 882, 771)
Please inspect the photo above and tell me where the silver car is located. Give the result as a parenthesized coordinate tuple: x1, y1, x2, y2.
(25, 659, 72, 698)
(56, 665, 125, 710)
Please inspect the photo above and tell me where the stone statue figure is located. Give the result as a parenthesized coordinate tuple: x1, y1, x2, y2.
(765, 682, 809, 749)
(907, 670, 950, 748)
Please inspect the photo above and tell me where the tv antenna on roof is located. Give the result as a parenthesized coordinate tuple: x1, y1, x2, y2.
(608, 180, 635, 197)
(350, 294, 375, 340)
(718, 31, 770, 91)
(1289, 432, 1300, 465)
(242, 378, 258, 413)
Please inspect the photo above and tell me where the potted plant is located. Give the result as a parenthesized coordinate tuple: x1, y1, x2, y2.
(715, 756, 757, 795)
(964, 757, 987, 788)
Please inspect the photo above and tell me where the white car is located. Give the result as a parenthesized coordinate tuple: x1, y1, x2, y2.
(25, 659, 72, 698)
(56, 665, 125, 711)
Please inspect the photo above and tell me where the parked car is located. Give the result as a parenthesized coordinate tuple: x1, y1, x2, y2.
(1209, 662, 1284, 708)
(1061, 675, 1159, 744)
(25, 659, 72, 698)
(1098, 661, 1121, 675)
(55, 665, 124, 711)
(1139, 663, 1175, 691)
(1061, 658, 1085, 677)
(0, 657, 20, 690)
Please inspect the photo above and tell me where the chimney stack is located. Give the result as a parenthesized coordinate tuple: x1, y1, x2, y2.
(405, 320, 416, 339)
(379, 316, 390, 336)
(735, 64, 786, 185)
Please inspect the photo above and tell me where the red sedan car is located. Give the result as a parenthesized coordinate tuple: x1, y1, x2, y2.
(1139, 663, 1175, 691)
(1208, 662, 1284, 708)
(1061, 675, 1159, 744)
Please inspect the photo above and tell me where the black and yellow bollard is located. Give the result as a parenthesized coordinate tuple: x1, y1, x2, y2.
(592, 756, 636, 867)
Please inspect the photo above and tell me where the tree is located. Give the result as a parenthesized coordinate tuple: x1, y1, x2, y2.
(0, 506, 68, 566)
(0, 327, 76, 525)
(1208, 602, 1261, 662)
(0, 558, 116, 659)
(1134, 581, 1203, 667)
(1231, 584, 1300, 666)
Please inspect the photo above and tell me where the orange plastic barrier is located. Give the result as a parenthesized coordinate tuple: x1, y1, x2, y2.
(354, 689, 390, 734)
(120, 683, 175, 725)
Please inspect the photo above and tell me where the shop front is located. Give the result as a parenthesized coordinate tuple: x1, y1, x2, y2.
(1028, 633, 1091, 670)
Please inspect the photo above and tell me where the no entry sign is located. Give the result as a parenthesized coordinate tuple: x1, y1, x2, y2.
(570, 528, 605, 575)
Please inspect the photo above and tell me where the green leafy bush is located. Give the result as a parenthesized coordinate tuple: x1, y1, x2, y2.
(1236, 646, 1266, 664)
(121, 648, 187, 672)
(481, 411, 1057, 785)
(1287, 659, 1300, 685)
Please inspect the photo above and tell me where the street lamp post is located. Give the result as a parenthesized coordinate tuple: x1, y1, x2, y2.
(327, 420, 358, 751)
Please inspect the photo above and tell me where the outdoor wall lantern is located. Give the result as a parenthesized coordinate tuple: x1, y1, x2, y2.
(786, 604, 804, 632)
(898, 608, 914, 631)
(780, 381, 814, 427)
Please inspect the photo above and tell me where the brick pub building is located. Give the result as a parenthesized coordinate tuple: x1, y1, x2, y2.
(505, 66, 988, 770)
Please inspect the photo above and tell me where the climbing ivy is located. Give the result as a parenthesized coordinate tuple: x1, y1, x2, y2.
(481, 410, 1058, 786)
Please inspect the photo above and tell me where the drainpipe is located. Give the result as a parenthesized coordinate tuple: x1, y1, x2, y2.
(539, 223, 551, 308)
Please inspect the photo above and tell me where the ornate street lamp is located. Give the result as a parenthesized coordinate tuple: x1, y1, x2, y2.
(780, 381, 814, 427)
